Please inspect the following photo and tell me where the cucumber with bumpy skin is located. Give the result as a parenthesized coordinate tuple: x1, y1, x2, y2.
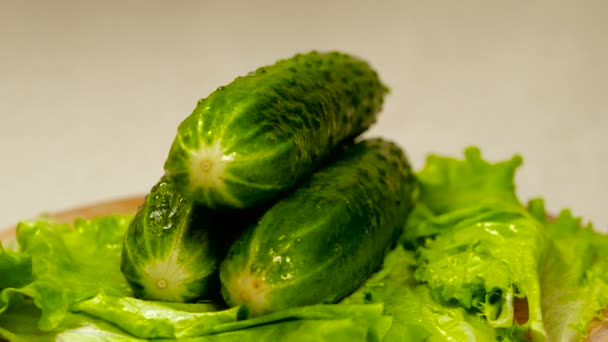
(164, 51, 388, 208)
(219, 138, 416, 316)
(120, 177, 257, 303)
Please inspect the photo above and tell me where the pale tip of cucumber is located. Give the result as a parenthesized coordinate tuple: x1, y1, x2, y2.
(187, 140, 235, 195)
(140, 251, 193, 302)
(226, 271, 270, 316)
(200, 160, 212, 171)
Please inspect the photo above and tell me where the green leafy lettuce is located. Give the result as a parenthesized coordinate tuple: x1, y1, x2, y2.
(406, 146, 608, 341)
(342, 245, 504, 341)
(72, 290, 391, 340)
(416, 147, 522, 214)
(1, 216, 133, 332)
(406, 147, 546, 340)
(529, 199, 608, 341)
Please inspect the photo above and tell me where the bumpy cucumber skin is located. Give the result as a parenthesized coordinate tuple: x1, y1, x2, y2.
(219, 138, 415, 315)
(120, 177, 252, 303)
(164, 51, 388, 208)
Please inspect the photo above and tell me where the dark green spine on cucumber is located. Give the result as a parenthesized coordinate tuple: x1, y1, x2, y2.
(163, 51, 388, 208)
(120, 177, 256, 302)
(219, 138, 415, 315)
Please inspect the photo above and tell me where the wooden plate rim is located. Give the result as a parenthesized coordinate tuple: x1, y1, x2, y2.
(0, 195, 145, 242)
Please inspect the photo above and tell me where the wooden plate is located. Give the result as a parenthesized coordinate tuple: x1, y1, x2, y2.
(0, 195, 145, 242)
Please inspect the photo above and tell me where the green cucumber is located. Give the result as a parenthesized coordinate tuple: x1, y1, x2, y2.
(120, 177, 256, 302)
(219, 138, 415, 315)
(164, 51, 388, 208)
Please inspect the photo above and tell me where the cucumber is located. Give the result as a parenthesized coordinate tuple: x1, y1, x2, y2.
(219, 138, 415, 315)
(164, 51, 388, 208)
(120, 177, 257, 302)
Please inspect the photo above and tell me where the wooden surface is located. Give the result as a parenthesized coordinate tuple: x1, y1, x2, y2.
(0, 194, 145, 242)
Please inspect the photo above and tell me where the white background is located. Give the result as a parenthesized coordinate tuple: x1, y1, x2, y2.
(1, 1, 606, 232)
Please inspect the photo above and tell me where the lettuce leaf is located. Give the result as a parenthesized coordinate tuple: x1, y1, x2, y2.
(0, 297, 142, 342)
(416, 147, 522, 214)
(1, 291, 389, 342)
(410, 146, 608, 341)
(0, 244, 31, 291)
(0, 216, 132, 332)
(410, 148, 548, 340)
(72, 290, 389, 340)
(529, 199, 608, 341)
(342, 245, 503, 341)
(72, 290, 242, 339)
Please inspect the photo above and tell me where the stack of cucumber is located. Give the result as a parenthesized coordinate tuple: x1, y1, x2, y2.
(120, 51, 416, 316)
